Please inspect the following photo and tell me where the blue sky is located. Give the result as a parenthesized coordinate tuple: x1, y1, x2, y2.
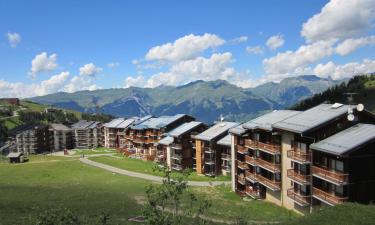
(0, 0, 374, 97)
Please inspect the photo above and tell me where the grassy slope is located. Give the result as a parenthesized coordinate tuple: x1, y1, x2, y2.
(90, 155, 231, 182)
(0, 155, 297, 225)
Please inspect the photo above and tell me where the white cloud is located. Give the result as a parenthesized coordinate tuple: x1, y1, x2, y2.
(263, 40, 336, 75)
(64, 75, 98, 93)
(79, 63, 102, 76)
(246, 46, 264, 55)
(314, 59, 375, 80)
(266, 34, 285, 50)
(107, 62, 120, 68)
(6, 32, 21, 48)
(335, 36, 375, 56)
(229, 36, 248, 44)
(145, 33, 225, 62)
(301, 0, 375, 42)
(29, 52, 58, 77)
(0, 72, 70, 98)
(124, 76, 146, 88)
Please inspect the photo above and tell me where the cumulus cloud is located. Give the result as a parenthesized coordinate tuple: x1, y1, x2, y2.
(64, 75, 98, 93)
(266, 34, 285, 50)
(107, 62, 120, 68)
(6, 32, 21, 48)
(0, 72, 70, 98)
(263, 40, 336, 75)
(79, 63, 102, 76)
(314, 59, 375, 80)
(145, 33, 225, 62)
(246, 46, 264, 55)
(229, 36, 248, 44)
(301, 0, 375, 42)
(29, 52, 58, 77)
(124, 75, 146, 88)
(336, 36, 375, 56)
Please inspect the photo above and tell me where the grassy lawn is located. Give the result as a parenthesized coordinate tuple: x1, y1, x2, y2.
(72, 148, 116, 156)
(4, 117, 23, 130)
(0, 155, 298, 225)
(90, 155, 231, 182)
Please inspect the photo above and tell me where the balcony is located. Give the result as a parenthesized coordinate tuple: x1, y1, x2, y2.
(237, 145, 248, 154)
(171, 154, 182, 160)
(204, 158, 215, 165)
(287, 188, 311, 207)
(245, 155, 257, 165)
(257, 142, 281, 155)
(245, 186, 261, 199)
(257, 174, 281, 191)
(171, 144, 182, 149)
(204, 147, 215, 154)
(244, 139, 257, 149)
(171, 164, 183, 171)
(237, 175, 245, 185)
(312, 187, 348, 206)
(237, 160, 248, 170)
(221, 153, 231, 160)
(245, 170, 257, 182)
(287, 149, 311, 163)
(256, 158, 281, 173)
(312, 166, 349, 185)
(287, 169, 311, 185)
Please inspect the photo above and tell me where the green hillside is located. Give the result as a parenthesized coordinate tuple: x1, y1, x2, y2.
(291, 74, 375, 113)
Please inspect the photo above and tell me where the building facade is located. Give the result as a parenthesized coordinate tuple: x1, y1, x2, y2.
(16, 125, 52, 154)
(50, 123, 73, 151)
(71, 120, 102, 149)
(103, 118, 136, 148)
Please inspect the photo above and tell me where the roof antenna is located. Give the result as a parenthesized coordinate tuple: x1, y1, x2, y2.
(344, 92, 364, 121)
(220, 114, 224, 122)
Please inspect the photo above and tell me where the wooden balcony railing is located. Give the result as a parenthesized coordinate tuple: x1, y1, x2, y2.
(244, 139, 257, 149)
(245, 170, 257, 182)
(257, 142, 281, 154)
(256, 158, 281, 173)
(221, 153, 231, 160)
(237, 175, 245, 185)
(237, 160, 248, 170)
(171, 164, 183, 171)
(257, 174, 281, 191)
(237, 145, 248, 154)
(312, 187, 348, 205)
(287, 188, 311, 206)
(245, 155, 257, 165)
(245, 186, 261, 199)
(171, 144, 182, 149)
(287, 169, 311, 185)
(312, 166, 349, 185)
(287, 149, 311, 163)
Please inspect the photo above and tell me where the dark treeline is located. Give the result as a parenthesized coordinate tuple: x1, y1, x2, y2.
(0, 122, 8, 143)
(290, 74, 375, 111)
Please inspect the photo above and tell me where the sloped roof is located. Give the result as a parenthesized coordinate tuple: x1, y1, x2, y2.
(7, 152, 23, 158)
(71, 120, 100, 129)
(168, 121, 203, 137)
(217, 134, 231, 146)
(229, 124, 247, 136)
(243, 110, 300, 131)
(133, 114, 187, 130)
(117, 118, 136, 129)
(194, 122, 238, 142)
(50, 123, 70, 131)
(158, 136, 174, 145)
(273, 103, 351, 134)
(310, 123, 375, 156)
(103, 118, 125, 128)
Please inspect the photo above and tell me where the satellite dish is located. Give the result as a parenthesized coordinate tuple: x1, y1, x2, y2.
(347, 107, 353, 114)
(357, 104, 364, 112)
(347, 114, 355, 121)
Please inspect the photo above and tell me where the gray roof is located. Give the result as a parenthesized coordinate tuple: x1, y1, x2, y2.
(243, 110, 301, 131)
(168, 121, 203, 137)
(158, 136, 174, 145)
(217, 134, 231, 146)
(7, 152, 23, 158)
(71, 120, 100, 129)
(229, 124, 247, 136)
(50, 123, 70, 131)
(273, 103, 351, 134)
(117, 118, 136, 129)
(310, 123, 375, 156)
(194, 122, 238, 142)
(133, 114, 187, 130)
(103, 118, 125, 128)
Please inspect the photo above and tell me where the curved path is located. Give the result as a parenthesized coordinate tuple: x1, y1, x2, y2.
(79, 156, 230, 187)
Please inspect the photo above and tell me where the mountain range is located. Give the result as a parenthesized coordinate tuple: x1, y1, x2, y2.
(28, 75, 343, 123)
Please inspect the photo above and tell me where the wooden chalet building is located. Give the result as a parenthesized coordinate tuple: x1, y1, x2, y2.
(194, 121, 238, 176)
(217, 134, 233, 176)
(157, 121, 206, 171)
(103, 118, 137, 149)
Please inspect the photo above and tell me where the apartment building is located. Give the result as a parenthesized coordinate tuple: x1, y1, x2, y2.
(16, 125, 52, 154)
(50, 123, 73, 151)
(125, 114, 195, 159)
(217, 134, 232, 176)
(103, 118, 137, 148)
(194, 121, 238, 176)
(231, 103, 375, 214)
(71, 120, 102, 149)
(157, 121, 206, 171)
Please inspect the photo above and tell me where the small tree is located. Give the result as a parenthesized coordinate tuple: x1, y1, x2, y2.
(143, 167, 211, 225)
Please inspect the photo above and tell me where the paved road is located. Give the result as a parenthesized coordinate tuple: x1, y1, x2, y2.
(79, 157, 231, 187)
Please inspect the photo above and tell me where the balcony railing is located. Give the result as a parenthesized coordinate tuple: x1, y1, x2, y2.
(312, 187, 348, 205)
(204, 147, 215, 153)
(287, 149, 311, 163)
(287, 188, 311, 206)
(237, 145, 248, 154)
(312, 166, 349, 185)
(244, 139, 257, 149)
(257, 174, 281, 191)
(287, 169, 311, 185)
(245, 155, 257, 165)
(257, 142, 281, 154)
(221, 153, 231, 160)
(245, 186, 261, 199)
(245, 170, 257, 182)
(237, 175, 245, 185)
(171, 164, 183, 171)
(237, 160, 248, 170)
(171, 144, 182, 149)
(256, 158, 281, 173)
